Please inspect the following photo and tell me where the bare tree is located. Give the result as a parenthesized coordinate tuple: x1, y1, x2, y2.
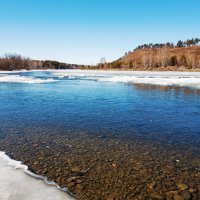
(148, 50, 154, 67)
(160, 46, 169, 67)
(187, 53, 197, 68)
(142, 54, 148, 68)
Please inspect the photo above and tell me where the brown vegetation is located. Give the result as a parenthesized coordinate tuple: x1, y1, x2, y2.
(94, 39, 200, 71)
(94, 46, 200, 71)
(0, 54, 89, 71)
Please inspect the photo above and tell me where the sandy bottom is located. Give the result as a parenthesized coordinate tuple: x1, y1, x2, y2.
(0, 151, 73, 200)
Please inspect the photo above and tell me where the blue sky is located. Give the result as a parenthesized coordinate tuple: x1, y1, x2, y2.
(0, 0, 199, 64)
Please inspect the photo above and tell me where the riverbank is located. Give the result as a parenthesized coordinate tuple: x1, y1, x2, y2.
(1, 66, 200, 72)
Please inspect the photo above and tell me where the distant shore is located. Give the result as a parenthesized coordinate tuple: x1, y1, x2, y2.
(1, 67, 200, 72)
(2, 65, 200, 72)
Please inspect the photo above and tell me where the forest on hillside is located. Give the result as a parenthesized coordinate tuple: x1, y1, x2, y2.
(93, 38, 200, 70)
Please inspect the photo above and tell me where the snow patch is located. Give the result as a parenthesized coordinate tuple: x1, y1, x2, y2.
(0, 75, 56, 84)
(0, 151, 74, 200)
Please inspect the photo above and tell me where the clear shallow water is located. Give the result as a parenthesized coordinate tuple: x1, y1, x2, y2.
(1, 70, 200, 199)
(0, 70, 200, 138)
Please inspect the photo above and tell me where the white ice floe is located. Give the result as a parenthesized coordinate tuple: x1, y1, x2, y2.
(0, 151, 74, 200)
(0, 75, 56, 84)
(98, 75, 200, 88)
(1, 70, 200, 88)
(52, 70, 200, 89)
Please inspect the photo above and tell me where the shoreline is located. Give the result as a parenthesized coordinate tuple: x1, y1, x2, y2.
(1, 67, 200, 73)
(0, 151, 75, 200)
(1, 68, 200, 74)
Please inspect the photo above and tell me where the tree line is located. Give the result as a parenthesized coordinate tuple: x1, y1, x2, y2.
(131, 38, 200, 53)
(0, 54, 89, 71)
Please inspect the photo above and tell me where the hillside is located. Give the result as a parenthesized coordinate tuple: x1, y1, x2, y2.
(93, 38, 200, 71)
(117, 46, 200, 71)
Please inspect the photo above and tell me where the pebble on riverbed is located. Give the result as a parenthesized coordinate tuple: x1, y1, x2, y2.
(0, 131, 200, 200)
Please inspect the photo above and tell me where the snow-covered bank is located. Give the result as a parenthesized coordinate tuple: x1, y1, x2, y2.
(0, 151, 74, 200)
(52, 69, 200, 77)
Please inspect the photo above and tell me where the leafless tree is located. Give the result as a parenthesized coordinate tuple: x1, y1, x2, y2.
(187, 53, 197, 68)
(142, 54, 148, 68)
(160, 46, 169, 67)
